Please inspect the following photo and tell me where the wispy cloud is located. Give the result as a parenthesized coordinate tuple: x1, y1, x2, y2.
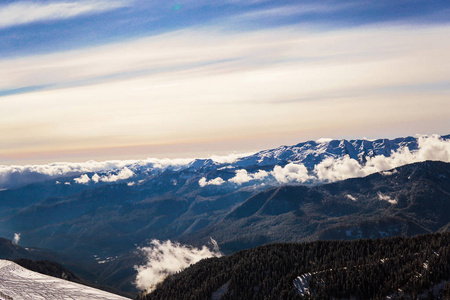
(0, 0, 130, 29)
(134, 239, 221, 292)
(0, 24, 449, 163)
(231, 3, 357, 22)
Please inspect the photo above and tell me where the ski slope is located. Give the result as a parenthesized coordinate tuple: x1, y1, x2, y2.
(0, 260, 129, 300)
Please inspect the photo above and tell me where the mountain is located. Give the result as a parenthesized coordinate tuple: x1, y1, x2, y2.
(2, 135, 447, 190)
(189, 160, 450, 252)
(0, 135, 449, 293)
(142, 233, 450, 300)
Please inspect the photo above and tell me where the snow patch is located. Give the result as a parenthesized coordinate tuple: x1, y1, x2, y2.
(346, 194, 357, 201)
(377, 192, 398, 204)
(381, 169, 398, 176)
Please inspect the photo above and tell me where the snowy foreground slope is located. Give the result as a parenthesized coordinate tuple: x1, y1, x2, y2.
(0, 260, 129, 300)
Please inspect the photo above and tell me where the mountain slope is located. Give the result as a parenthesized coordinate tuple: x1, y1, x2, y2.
(0, 135, 449, 293)
(142, 233, 450, 300)
(0, 259, 130, 300)
(190, 161, 450, 252)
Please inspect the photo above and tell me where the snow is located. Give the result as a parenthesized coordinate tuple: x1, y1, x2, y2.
(0, 260, 129, 300)
(346, 194, 357, 201)
(377, 192, 398, 204)
(293, 273, 312, 296)
(381, 170, 398, 176)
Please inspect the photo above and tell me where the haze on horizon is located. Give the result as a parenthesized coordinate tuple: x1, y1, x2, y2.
(1, 0, 449, 165)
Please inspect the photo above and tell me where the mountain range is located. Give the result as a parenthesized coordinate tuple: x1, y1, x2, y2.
(0, 134, 449, 294)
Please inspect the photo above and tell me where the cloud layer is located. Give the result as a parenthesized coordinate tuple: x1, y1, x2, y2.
(1, 24, 449, 163)
(0, 153, 249, 189)
(134, 239, 221, 292)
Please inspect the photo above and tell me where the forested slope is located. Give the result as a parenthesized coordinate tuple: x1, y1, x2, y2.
(141, 233, 450, 300)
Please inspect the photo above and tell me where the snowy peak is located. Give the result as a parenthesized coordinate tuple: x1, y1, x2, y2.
(233, 136, 421, 169)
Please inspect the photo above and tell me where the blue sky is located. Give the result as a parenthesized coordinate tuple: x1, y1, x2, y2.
(0, 0, 449, 164)
(1, 0, 450, 59)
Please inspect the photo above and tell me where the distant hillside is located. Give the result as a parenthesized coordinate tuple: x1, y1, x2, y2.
(142, 233, 450, 300)
(190, 160, 450, 252)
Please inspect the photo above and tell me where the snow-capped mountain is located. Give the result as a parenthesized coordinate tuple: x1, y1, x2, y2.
(0, 134, 449, 294)
(2, 134, 448, 191)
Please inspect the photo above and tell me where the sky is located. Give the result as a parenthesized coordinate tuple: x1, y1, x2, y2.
(1, 0, 449, 165)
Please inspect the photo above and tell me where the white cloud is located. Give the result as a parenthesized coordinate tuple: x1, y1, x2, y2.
(91, 173, 100, 183)
(272, 163, 311, 184)
(198, 177, 225, 187)
(313, 156, 367, 182)
(1, 25, 449, 159)
(228, 169, 269, 185)
(2, 135, 450, 189)
(98, 167, 134, 182)
(0, 158, 195, 189)
(231, 3, 355, 22)
(74, 174, 90, 184)
(0, 0, 129, 29)
(0, 153, 247, 189)
(134, 239, 221, 292)
(313, 135, 450, 183)
(13, 233, 21, 245)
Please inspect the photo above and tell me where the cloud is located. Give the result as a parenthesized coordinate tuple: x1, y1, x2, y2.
(1, 24, 449, 160)
(0, 152, 256, 189)
(13, 233, 21, 245)
(74, 174, 90, 184)
(134, 239, 221, 292)
(313, 156, 367, 182)
(198, 177, 225, 187)
(199, 135, 450, 187)
(313, 135, 450, 183)
(2, 135, 450, 190)
(228, 169, 269, 185)
(0, 0, 129, 29)
(231, 3, 356, 22)
(272, 163, 312, 184)
(74, 170, 136, 184)
(98, 167, 134, 182)
(0, 160, 133, 189)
